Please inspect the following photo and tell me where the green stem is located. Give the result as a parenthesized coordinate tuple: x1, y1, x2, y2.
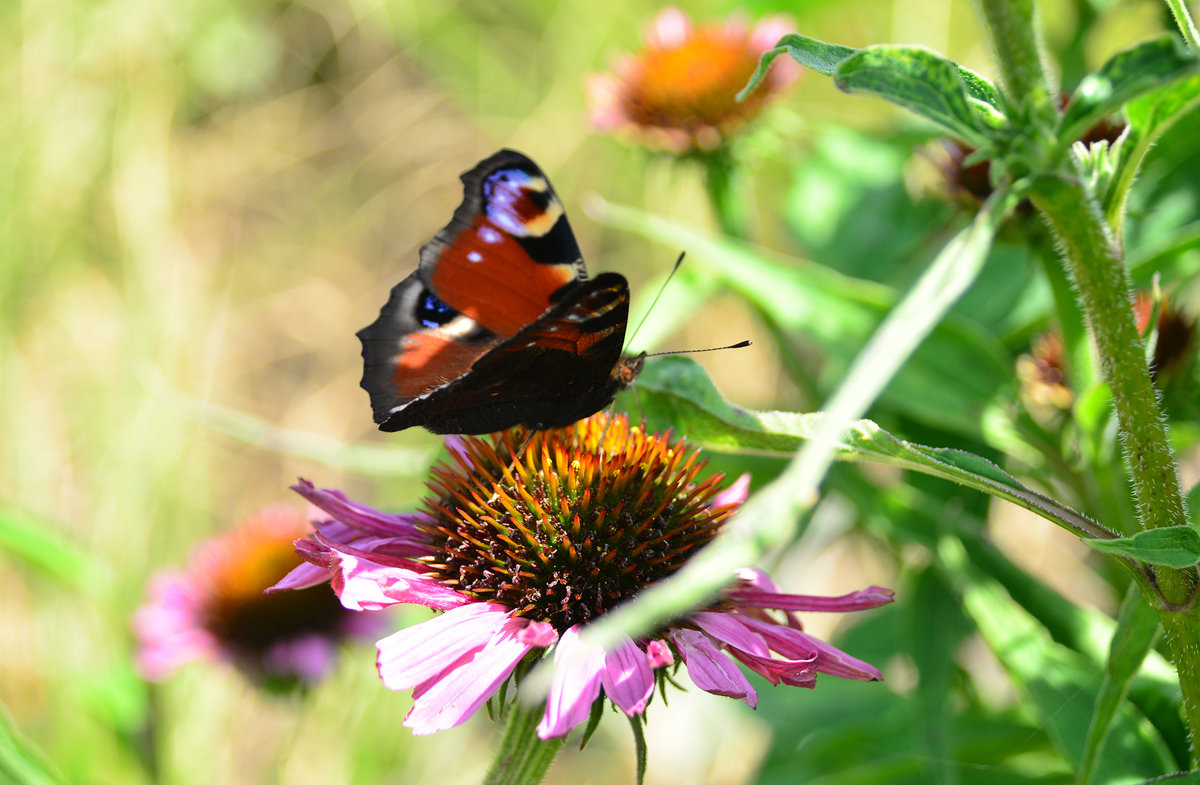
(974, 0, 1054, 106)
(1029, 175, 1186, 545)
(483, 697, 563, 785)
(1165, 0, 1200, 50)
(701, 148, 750, 238)
(1028, 171, 1200, 749)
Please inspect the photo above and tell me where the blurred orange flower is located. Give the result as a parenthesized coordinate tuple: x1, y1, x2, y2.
(588, 7, 799, 153)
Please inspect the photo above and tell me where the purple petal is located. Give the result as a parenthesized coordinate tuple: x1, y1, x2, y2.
(669, 628, 757, 708)
(645, 639, 673, 669)
(377, 603, 513, 690)
(691, 611, 771, 658)
(517, 621, 558, 648)
(537, 626, 606, 739)
(600, 636, 654, 717)
(269, 560, 331, 593)
(728, 585, 895, 612)
(330, 548, 468, 611)
(403, 615, 535, 734)
(738, 616, 883, 681)
(725, 644, 817, 687)
(711, 473, 751, 509)
(291, 479, 431, 540)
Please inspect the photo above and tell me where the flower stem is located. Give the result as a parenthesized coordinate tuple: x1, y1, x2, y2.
(974, 0, 1053, 106)
(483, 698, 562, 785)
(1165, 0, 1200, 50)
(1028, 171, 1200, 748)
(702, 148, 750, 238)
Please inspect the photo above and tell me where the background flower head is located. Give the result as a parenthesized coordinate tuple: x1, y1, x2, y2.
(134, 504, 376, 688)
(588, 7, 799, 153)
(278, 414, 891, 737)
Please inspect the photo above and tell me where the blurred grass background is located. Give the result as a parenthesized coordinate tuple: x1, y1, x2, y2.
(0, 0, 1177, 783)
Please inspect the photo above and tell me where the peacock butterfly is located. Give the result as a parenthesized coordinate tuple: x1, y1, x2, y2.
(357, 149, 644, 435)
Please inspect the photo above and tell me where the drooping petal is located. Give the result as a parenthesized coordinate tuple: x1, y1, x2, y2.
(538, 626, 606, 739)
(318, 538, 468, 611)
(292, 479, 431, 541)
(724, 643, 818, 687)
(404, 615, 537, 734)
(738, 615, 883, 681)
(269, 560, 334, 592)
(691, 611, 771, 658)
(728, 585, 895, 613)
(600, 636, 655, 717)
(670, 628, 757, 708)
(377, 603, 514, 691)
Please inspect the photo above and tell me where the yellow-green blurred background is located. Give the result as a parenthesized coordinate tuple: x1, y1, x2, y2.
(0, 0, 1173, 783)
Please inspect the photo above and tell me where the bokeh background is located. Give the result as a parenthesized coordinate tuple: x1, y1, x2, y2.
(2, 0, 1193, 783)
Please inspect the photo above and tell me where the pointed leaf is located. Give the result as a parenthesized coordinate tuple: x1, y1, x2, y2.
(1062, 35, 1200, 145)
(1084, 526, 1200, 568)
(1077, 586, 1161, 785)
(833, 46, 1001, 145)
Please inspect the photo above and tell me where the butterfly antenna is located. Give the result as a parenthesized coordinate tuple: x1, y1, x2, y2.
(625, 251, 686, 349)
(642, 340, 752, 358)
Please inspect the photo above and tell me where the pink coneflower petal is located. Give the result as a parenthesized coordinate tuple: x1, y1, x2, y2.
(264, 635, 338, 682)
(292, 479, 430, 541)
(518, 621, 559, 648)
(691, 611, 772, 658)
(133, 573, 219, 680)
(648, 6, 692, 48)
(538, 626, 607, 739)
(405, 615, 540, 734)
(600, 636, 655, 716)
(377, 603, 514, 690)
(670, 628, 757, 708)
(739, 616, 883, 681)
(646, 639, 674, 669)
(329, 547, 469, 612)
(729, 585, 896, 612)
(712, 473, 751, 508)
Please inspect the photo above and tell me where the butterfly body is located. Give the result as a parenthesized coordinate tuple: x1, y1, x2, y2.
(358, 150, 642, 434)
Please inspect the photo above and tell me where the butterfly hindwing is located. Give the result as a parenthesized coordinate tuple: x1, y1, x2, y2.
(377, 273, 631, 434)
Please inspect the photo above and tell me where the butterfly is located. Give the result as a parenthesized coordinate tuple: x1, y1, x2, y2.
(357, 149, 644, 435)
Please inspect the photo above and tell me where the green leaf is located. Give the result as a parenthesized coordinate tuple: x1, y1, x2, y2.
(1105, 71, 1200, 228)
(738, 33, 856, 99)
(0, 709, 69, 785)
(1077, 585, 1161, 785)
(0, 504, 94, 586)
(1061, 35, 1200, 145)
(1084, 526, 1200, 567)
(634, 355, 1108, 542)
(740, 33, 1004, 125)
(833, 46, 1000, 145)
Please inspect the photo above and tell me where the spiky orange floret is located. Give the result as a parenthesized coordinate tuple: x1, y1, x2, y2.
(416, 415, 736, 630)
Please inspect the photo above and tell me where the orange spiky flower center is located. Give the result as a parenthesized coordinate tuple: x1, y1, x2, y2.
(417, 415, 736, 631)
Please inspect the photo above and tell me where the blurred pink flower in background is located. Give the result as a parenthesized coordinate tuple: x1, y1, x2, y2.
(588, 7, 800, 153)
(134, 504, 377, 687)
